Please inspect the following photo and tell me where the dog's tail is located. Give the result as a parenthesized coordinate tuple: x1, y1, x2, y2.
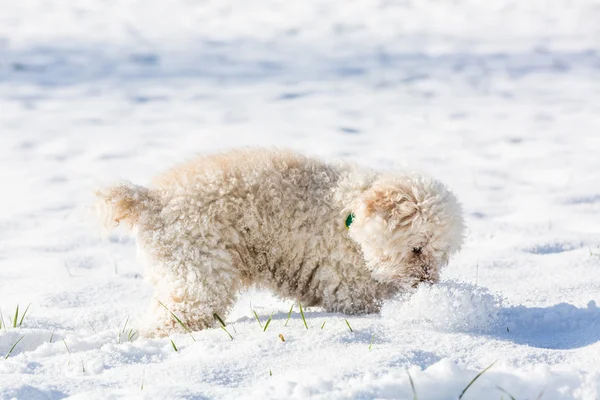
(95, 182, 161, 232)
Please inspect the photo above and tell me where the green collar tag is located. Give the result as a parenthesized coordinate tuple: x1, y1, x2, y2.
(345, 213, 354, 229)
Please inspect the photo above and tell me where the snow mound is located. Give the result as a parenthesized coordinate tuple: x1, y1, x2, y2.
(382, 281, 503, 333)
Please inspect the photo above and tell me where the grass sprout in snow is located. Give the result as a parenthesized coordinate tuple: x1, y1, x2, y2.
(18, 304, 30, 327)
(406, 369, 417, 400)
(213, 312, 227, 327)
(284, 304, 293, 327)
(458, 361, 496, 399)
(213, 312, 233, 339)
(127, 328, 138, 341)
(63, 339, 71, 365)
(263, 313, 273, 331)
(496, 386, 516, 400)
(7, 304, 31, 328)
(117, 316, 137, 343)
(158, 301, 196, 342)
(252, 309, 263, 329)
(345, 319, 353, 332)
(298, 302, 308, 329)
(220, 326, 234, 340)
(4, 336, 24, 359)
(252, 310, 273, 331)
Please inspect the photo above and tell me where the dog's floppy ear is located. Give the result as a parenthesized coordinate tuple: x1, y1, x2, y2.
(361, 183, 423, 229)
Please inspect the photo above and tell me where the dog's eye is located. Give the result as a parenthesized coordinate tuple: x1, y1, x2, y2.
(345, 213, 354, 229)
(412, 247, 422, 255)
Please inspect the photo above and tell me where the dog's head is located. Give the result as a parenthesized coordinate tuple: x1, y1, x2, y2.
(345, 174, 464, 288)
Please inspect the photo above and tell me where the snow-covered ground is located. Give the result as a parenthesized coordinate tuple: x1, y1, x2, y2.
(1, 1, 600, 398)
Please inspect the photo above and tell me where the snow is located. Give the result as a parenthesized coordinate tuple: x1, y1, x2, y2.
(1, 0, 600, 398)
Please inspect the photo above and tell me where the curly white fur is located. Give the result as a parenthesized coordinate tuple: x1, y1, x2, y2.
(96, 149, 464, 337)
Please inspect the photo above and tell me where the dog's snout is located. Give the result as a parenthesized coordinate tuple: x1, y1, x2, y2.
(411, 272, 436, 288)
(417, 266, 439, 286)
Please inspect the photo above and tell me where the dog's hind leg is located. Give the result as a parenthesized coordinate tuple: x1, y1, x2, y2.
(139, 255, 241, 338)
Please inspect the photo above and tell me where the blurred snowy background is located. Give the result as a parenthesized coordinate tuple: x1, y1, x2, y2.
(1, 1, 600, 399)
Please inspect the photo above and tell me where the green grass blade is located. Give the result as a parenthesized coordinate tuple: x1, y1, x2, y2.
(4, 336, 25, 359)
(213, 312, 227, 327)
(170, 339, 178, 352)
(345, 319, 353, 332)
(18, 303, 30, 327)
(49, 331, 55, 343)
(406, 369, 417, 400)
(263, 314, 273, 332)
(63, 338, 71, 366)
(284, 305, 293, 327)
(12, 304, 19, 328)
(298, 302, 308, 329)
(121, 315, 130, 333)
(221, 326, 234, 340)
(369, 334, 374, 350)
(157, 301, 196, 342)
(496, 386, 516, 400)
(128, 328, 138, 341)
(321, 320, 326, 329)
(252, 310, 263, 329)
(458, 361, 496, 399)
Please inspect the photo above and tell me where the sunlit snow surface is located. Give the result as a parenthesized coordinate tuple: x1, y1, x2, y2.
(1, 1, 600, 398)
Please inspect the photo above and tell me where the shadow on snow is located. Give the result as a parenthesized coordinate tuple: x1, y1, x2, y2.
(1, 40, 599, 87)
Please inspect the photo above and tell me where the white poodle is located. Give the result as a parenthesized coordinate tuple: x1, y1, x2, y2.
(97, 149, 464, 337)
